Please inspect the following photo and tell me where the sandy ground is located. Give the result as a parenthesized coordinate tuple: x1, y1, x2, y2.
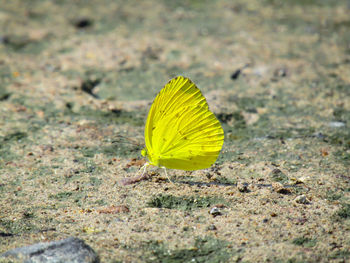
(0, 0, 349, 262)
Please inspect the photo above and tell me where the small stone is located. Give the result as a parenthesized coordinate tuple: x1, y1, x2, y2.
(293, 175, 309, 184)
(209, 206, 222, 217)
(328, 121, 345, 128)
(294, 195, 311, 204)
(230, 69, 241, 80)
(271, 182, 291, 194)
(0, 237, 99, 263)
(40, 145, 54, 153)
(207, 224, 217, 231)
(237, 181, 249, 192)
(274, 67, 288, 78)
(64, 168, 80, 178)
(73, 17, 93, 28)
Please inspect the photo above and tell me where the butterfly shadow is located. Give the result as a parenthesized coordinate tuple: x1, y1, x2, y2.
(175, 179, 236, 187)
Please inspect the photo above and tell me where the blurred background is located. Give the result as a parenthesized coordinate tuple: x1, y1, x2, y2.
(1, 0, 349, 163)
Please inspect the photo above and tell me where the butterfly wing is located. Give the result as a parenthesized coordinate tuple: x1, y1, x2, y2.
(151, 104, 224, 170)
(145, 76, 209, 155)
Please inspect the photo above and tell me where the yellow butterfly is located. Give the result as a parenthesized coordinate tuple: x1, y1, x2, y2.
(141, 76, 224, 178)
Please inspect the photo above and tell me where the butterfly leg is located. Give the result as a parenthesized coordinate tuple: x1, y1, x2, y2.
(140, 162, 149, 177)
(162, 167, 175, 185)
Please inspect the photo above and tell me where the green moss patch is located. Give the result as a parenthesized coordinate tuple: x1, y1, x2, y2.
(147, 194, 225, 211)
(3, 34, 50, 54)
(211, 176, 237, 186)
(140, 237, 234, 263)
(328, 249, 350, 261)
(79, 141, 142, 159)
(1, 132, 27, 144)
(334, 203, 350, 220)
(270, 169, 289, 183)
(48, 191, 85, 207)
(292, 236, 317, 247)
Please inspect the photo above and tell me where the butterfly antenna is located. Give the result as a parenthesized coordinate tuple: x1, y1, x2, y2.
(162, 167, 175, 186)
(112, 134, 141, 146)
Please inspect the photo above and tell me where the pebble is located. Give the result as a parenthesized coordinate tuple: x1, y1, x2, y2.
(294, 195, 311, 204)
(207, 224, 217, 231)
(237, 181, 249, 192)
(274, 67, 288, 78)
(294, 175, 309, 184)
(209, 206, 222, 217)
(73, 17, 93, 29)
(0, 236, 99, 263)
(230, 69, 241, 80)
(271, 182, 291, 194)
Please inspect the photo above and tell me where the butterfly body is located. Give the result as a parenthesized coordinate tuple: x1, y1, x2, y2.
(142, 76, 224, 171)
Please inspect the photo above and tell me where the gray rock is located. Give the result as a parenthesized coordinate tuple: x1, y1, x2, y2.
(1, 237, 99, 263)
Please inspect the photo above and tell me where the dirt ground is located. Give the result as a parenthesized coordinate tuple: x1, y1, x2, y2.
(0, 0, 349, 262)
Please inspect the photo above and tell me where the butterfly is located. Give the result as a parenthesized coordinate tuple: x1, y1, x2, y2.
(141, 76, 224, 178)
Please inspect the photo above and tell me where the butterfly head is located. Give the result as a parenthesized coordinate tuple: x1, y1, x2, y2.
(141, 148, 147, 157)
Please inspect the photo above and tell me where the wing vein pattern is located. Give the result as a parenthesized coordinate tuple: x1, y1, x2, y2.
(144, 76, 224, 171)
